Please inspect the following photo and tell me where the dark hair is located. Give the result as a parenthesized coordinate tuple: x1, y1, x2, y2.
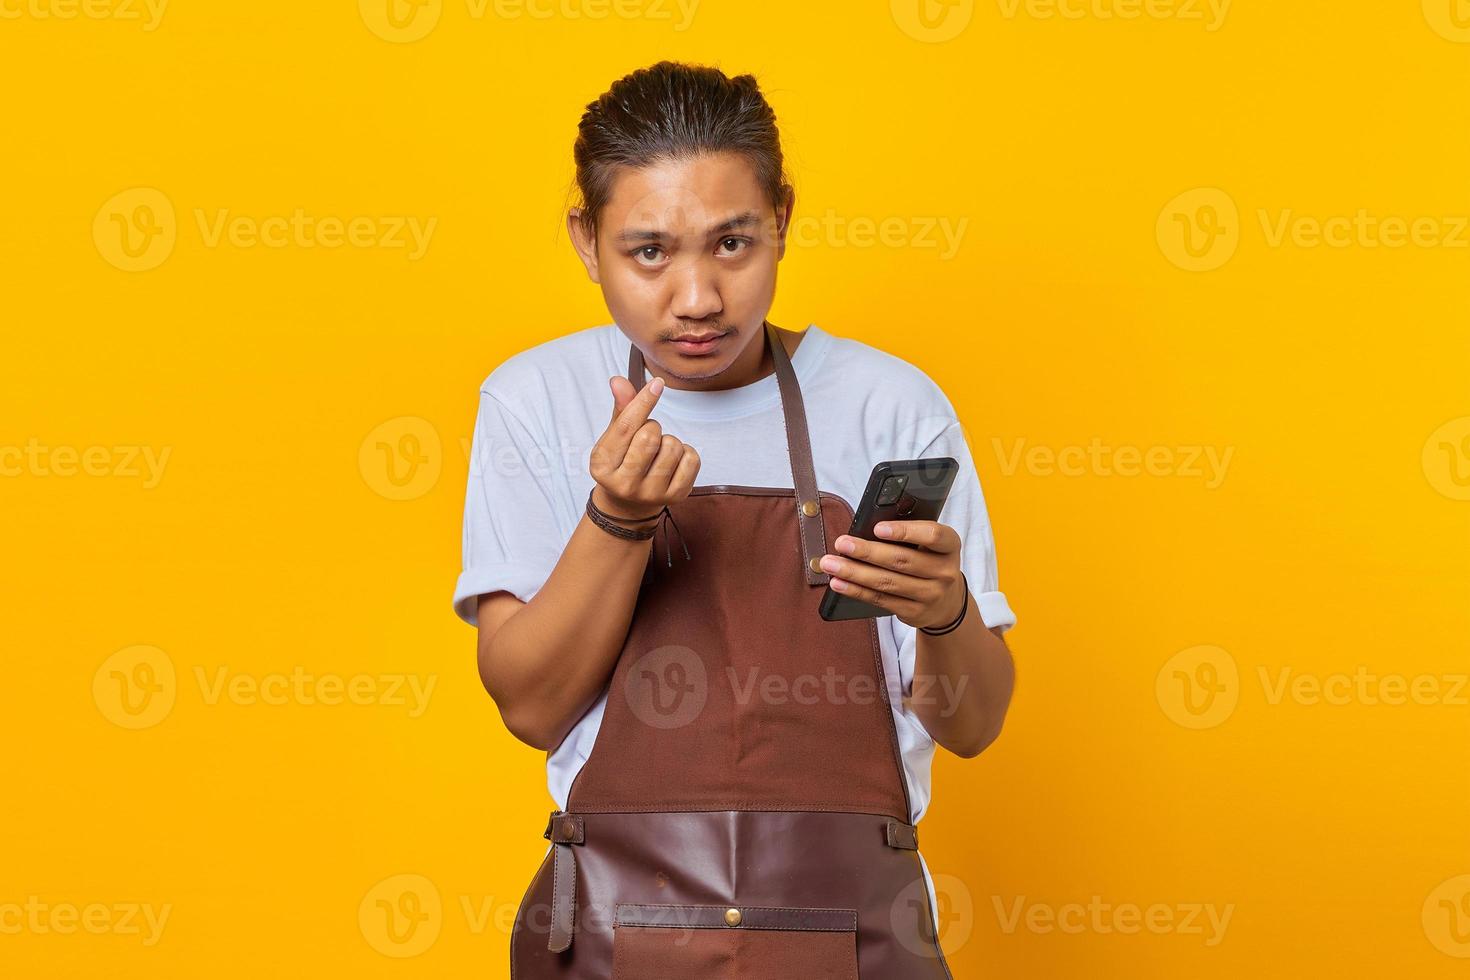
(571, 61, 791, 238)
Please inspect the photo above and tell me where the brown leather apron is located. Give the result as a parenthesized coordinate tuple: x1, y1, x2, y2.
(510, 323, 954, 979)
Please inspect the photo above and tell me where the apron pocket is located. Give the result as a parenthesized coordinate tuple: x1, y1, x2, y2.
(612, 903, 858, 980)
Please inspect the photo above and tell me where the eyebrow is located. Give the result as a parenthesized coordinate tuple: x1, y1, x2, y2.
(613, 210, 762, 245)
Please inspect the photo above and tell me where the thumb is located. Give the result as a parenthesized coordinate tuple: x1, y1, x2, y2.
(608, 375, 637, 423)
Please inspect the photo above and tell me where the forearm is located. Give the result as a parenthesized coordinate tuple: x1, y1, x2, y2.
(478, 513, 653, 750)
(908, 590, 1015, 758)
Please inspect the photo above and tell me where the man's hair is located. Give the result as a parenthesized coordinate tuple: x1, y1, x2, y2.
(571, 61, 790, 239)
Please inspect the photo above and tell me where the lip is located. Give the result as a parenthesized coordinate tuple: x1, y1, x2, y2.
(669, 332, 725, 355)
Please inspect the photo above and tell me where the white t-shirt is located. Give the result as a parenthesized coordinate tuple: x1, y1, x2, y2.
(453, 322, 1016, 824)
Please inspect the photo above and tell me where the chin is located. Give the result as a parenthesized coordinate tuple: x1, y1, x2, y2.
(667, 354, 737, 382)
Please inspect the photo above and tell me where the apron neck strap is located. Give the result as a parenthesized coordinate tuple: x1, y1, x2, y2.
(625, 323, 831, 587)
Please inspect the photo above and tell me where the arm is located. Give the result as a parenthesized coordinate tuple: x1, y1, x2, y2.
(818, 523, 1015, 758)
(474, 496, 655, 752)
(474, 375, 699, 752)
(911, 590, 1015, 758)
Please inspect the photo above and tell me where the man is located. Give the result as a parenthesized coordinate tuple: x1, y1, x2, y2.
(454, 60, 1015, 977)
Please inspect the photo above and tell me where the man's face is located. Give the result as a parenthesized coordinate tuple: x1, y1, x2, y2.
(570, 151, 791, 384)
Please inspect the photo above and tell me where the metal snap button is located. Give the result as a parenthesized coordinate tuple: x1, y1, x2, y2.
(724, 907, 742, 927)
(808, 557, 824, 573)
(799, 499, 820, 517)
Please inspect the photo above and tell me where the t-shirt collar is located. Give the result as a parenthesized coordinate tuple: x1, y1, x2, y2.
(618, 323, 831, 421)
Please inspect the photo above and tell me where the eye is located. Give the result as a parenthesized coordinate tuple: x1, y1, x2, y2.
(631, 245, 666, 267)
(717, 237, 750, 256)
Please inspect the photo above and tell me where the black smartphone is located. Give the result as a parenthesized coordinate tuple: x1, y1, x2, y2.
(818, 457, 960, 622)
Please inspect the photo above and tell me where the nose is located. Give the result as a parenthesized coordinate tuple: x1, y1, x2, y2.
(668, 258, 722, 322)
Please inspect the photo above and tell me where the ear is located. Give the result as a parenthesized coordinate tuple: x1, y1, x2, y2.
(567, 207, 601, 284)
(773, 185, 795, 262)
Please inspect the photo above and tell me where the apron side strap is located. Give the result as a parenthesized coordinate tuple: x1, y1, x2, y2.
(885, 818, 919, 850)
(543, 811, 585, 952)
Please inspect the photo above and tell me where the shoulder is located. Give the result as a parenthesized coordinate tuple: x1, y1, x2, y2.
(814, 326, 955, 410)
(808, 326, 959, 451)
(476, 323, 619, 412)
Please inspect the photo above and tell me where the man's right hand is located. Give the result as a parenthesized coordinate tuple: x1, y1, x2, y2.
(588, 373, 701, 523)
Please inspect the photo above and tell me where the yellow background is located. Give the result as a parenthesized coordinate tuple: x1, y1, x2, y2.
(3, 0, 1468, 976)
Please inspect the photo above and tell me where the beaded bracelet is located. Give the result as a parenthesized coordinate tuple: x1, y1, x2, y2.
(918, 571, 970, 636)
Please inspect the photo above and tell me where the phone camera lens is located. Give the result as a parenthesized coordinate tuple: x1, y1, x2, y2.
(876, 475, 907, 507)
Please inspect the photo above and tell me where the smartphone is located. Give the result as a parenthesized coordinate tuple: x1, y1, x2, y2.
(818, 457, 960, 622)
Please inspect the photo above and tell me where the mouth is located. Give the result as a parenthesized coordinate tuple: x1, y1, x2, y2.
(668, 331, 726, 356)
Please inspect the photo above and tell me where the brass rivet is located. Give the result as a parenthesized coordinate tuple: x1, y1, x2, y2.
(557, 822, 573, 840)
(724, 908, 742, 927)
(799, 499, 819, 518)
(808, 557, 824, 574)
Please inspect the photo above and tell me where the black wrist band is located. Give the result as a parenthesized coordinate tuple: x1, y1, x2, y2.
(918, 571, 969, 635)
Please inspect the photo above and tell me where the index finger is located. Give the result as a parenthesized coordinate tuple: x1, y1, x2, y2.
(603, 376, 664, 453)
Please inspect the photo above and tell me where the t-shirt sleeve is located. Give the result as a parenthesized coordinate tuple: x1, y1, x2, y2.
(925, 417, 1016, 632)
(452, 387, 566, 626)
(891, 414, 1017, 701)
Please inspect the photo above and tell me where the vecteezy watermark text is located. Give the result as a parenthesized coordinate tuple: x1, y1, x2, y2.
(992, 895, 1234, 945)
(0, 440, 170, 488)
(992, 437, 1233, 489)
(0, 898, 171, 946)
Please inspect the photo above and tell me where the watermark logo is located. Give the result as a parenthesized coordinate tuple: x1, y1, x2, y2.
(95, 190, 437, 270)
(1424, 875, 1470, 957)
(1156, 645, 1238, 729)
(357, 876, 622, 943)
(893, 872, 974, 957)
(1157, 187, 1239, 272)
(359, 0, 442, 41)
(93, 646, 176, 730)
(1161, 648, 1465, 724)
(94, 187, 176, 272)
(360, 416, 442, 500)
(624, 644, 707, 730)
(1423, 0, 1470, 42)
(1163, 189, 1470, 269)
(95, 650, 436, 727)
(891, 0, 974, 42)
(359, 874, 442, 957)
(1423, 416, 1470, 501)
